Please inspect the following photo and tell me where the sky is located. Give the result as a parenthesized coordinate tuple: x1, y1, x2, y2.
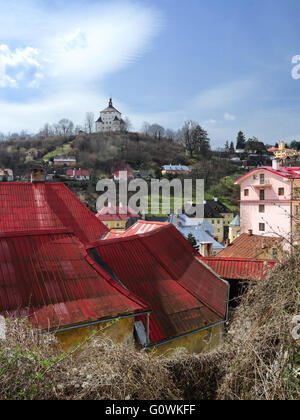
(1, 0, 300, 147)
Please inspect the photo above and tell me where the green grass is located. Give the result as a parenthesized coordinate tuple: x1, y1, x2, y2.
(42, 142, 73, 162)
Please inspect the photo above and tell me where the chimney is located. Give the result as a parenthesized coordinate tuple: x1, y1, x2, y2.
(225, 239, 231, 247)
(31, 168, 46, 183)
(248, 229, 253, 236)
(272, 159, 280, 171)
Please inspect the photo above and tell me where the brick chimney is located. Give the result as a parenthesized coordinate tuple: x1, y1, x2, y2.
(31, 168, 46, 183)
(248, 229, 253, 236)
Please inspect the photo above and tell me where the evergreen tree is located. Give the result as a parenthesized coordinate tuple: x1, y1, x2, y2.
(236, 131, 246, 150)
(193, 125, 211, 157)
(229, 141, 235, 153)
(187, 232, 198, 248)
(225, 141, 230, 153)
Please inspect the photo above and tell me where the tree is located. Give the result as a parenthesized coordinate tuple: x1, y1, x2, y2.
(290, 140, 300, 151)
(141, 122, 151, 135)
(236, 131, 246, 150)
(187, 232, 198, 248)
(149, 124, 165, 139)
(85, 112, 95, 134)
(193, 125, 211, 157)
(122, 117, 133, 133)
(229, 142, 235, 154)
(181, 120, 198, 157)
(225, 141, 230, 153)
(57, 119, 74, 136)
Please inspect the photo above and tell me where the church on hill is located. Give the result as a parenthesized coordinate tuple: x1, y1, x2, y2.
(95, 98, 125, 132)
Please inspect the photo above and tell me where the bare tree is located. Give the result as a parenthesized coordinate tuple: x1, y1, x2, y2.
(122, 117, 133, 133)
(85, 112, 95, 134)
(58, 119, 74, 136)
(149, 124, 165, 139)
(141, 122, 151, 135)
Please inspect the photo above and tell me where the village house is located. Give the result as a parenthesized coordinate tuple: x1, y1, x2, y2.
(170, 214, 224, 256)
(95, 98, 125, 132)
(0, 169, 155, 349)
(229, 215, 240, 243)
(89, 222, 229, 354)
(96, 205, 139, 231)
(66, 168, 90, 181)
(234, 160, 300, 246)
(161, 164, 191, 176)
(218, 231, 283, 260)
(268, 141, 300, 161)
(53, 156, 77, 166)
(199, 256, 277, 308)
(0, 168, 14, 182)
(180, 199, 233, 243)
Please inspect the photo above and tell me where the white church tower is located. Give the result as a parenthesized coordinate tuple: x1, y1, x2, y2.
(95, 98, 125, 132)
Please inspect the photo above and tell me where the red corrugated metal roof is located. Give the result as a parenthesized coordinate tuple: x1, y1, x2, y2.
(0, 183, 108, 244)
(96, 206, 139, 221)
(66, 169, 90, 177)
(104, 220, 168, 239)
(0, 230, 147, 330)
(235, 166, 300, 183)
(199, 256, 278, 280)
(218, 233, 282, 259)
(89, 224, 228, 344)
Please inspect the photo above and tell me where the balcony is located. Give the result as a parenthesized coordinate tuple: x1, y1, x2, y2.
(252, 179, 272, 188)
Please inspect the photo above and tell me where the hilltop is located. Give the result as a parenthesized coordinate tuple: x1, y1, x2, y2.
(0, 131, 242, 212)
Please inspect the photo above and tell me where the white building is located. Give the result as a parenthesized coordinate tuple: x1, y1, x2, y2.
(95, 98, 125, 132)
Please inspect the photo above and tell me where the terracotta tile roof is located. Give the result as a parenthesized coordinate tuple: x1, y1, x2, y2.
(89, 224, 229, 345)
(199, 256, 278, 281)
(0, 230, 148, 330)
(0, 183, 108, 244)
(217, 233, 282, 259)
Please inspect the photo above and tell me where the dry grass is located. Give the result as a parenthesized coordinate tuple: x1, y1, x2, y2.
(0, 254, 299, 400)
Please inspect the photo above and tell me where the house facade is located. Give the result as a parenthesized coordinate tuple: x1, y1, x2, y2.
(235, 162, 300, 244)
(54, 156, 77, 166)
(96, 98, 125, 132)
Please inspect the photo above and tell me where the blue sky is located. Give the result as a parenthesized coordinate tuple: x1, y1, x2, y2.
(1, 0, 300, 147)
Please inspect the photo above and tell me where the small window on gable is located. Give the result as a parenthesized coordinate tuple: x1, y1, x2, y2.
(278, 188, 284, 196)
(244, 189, 249, 197)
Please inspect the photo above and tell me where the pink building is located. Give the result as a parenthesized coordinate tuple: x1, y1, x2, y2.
(235, 161, 300, 244)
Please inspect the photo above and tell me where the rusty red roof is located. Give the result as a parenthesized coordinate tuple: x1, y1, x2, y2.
(104, 220, 168, 239)
(199, 256, 277, 281)
(217, 233, 283, 259)
(89, 224, 229, 344)
(96, 205, 139, 222)
(0, 183, 108, 244)
(0, 229, 148, 330)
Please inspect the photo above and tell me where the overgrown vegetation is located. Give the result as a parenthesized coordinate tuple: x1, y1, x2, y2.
(1, 253, 299, 400)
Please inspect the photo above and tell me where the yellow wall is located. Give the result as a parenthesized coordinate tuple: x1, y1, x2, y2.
(102, 220, 127, 230)
(146, 324, 224, 357)
(205, 218, 224, 242)
(55, 317, 135, 351)
(221, 212, 235, 227)
(257, 246, 282, 260)
(229, 225, 240, 243)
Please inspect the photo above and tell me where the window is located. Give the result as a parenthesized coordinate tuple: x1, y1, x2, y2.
(244, 189, 249, 197)
(295, 206, 300, 216)
(260, 189, 265, 200)
(278, 188, 284, 196)
(259, 223, 265, 232)
(260, 174, 265, 184)
(253, 175, 258, 180)
(259, 205, 265, 213)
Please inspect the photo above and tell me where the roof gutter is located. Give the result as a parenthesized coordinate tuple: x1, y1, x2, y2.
(47, 310, 152, 335)
(142, 280, 230, 351)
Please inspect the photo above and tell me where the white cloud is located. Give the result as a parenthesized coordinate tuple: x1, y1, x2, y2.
(224, 112, 236, 121)
(0, 1, 161, 130)
(0, 44, 42, 88)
